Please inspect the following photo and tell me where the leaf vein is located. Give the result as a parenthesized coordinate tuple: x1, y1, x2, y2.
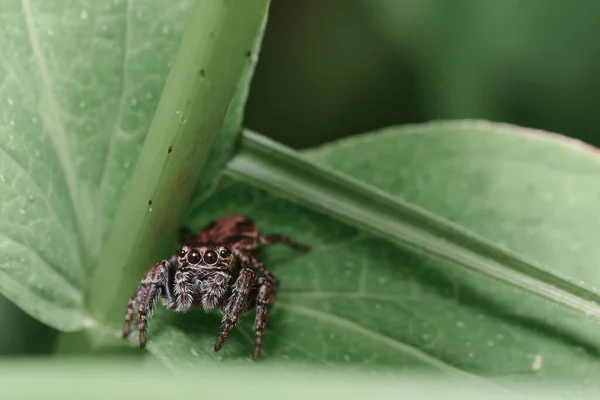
(99, 0, 134, 208)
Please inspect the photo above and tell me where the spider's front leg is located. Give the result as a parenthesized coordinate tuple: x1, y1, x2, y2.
(214, 268, 255, 353)
(122, 256, 174, 348)
(253, 277, 275, 360)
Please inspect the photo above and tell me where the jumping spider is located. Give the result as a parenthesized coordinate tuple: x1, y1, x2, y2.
(122, 214, 309, 360)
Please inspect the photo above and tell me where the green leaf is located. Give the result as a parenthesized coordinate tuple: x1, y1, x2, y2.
(140, 121, 600, 395)
(0, 0, 196, 330)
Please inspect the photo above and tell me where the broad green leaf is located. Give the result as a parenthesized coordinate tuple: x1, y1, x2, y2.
(139, 121, 600, 395)
(0, 0, 196, 330)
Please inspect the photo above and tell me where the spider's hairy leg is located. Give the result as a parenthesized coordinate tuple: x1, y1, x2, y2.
(258, 234, 310, 252)
(214, 268, 255, 353)
(122, 257, 174, 347)
(123, 285, 143, 338)
(235, 250, 280, 289)
(253, 277, 275, 360)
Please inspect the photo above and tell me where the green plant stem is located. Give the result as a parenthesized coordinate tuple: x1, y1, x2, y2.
(225, 130, 600, 322)
(88, 0, 270, 327)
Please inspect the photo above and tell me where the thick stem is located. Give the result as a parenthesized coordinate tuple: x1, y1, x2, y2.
(88, 0, 271, 328)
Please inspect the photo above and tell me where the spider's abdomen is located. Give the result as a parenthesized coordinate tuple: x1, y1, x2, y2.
(196, 215, 259, 244)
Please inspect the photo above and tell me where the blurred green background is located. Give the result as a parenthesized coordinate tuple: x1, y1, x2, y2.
(4, 0, 600, 356)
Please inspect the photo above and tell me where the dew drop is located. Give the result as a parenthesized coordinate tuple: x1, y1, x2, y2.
(190, 348, 199, 357)
(0, 174, 5, 183)
(9, 120, 15, 126)
(79, 101, 86, 108)
(148, 207, 153, 213)
(27, 195, 34, 202)
(6, 97, 13, 106)
(487, 340, 494, 346)
(343, 354, 351, 362)
(81, 9, 88, 19)
(456, 321, 465, 328)
(468, 352, 475, 358)
(18, 208, 26, 215)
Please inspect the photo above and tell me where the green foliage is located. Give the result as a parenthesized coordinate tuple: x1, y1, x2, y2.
(1, 0, 600, 397)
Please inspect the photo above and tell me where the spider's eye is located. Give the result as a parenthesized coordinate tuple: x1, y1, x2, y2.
(203, 250, 218, 265)
(219, 247, 230, 258)
(187, 250, 201, 264)
(178, 248, 187, 258)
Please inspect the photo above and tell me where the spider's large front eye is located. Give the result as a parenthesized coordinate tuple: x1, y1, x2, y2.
(187, 250, 201, 264)
(178, 248, 187, 258)
(203, 250, 218, 264)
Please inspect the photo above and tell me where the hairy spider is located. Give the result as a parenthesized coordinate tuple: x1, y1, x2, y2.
(122, 214, 309, 360)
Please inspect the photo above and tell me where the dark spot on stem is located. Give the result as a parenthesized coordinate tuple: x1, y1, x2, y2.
(148, 200, 152, 206)
(199, 69, 205, 77)
(245, 51, 251, 58)
(168, 146, 173, 154)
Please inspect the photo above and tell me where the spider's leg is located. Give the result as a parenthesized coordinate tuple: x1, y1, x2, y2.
(257, 234, 310, 252)
(123, 284, 145, 338)
(234, 249, 279, 289)
(214, 268, 255, 353)
(122, 258, 172, 347)
(136, 284, 161, 348)
(253, 277, 275, 360)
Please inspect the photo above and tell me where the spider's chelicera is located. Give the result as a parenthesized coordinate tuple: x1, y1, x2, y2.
(122, 214, 309, 360)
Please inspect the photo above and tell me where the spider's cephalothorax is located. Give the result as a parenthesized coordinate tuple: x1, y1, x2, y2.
(122, 214, 309, 360)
